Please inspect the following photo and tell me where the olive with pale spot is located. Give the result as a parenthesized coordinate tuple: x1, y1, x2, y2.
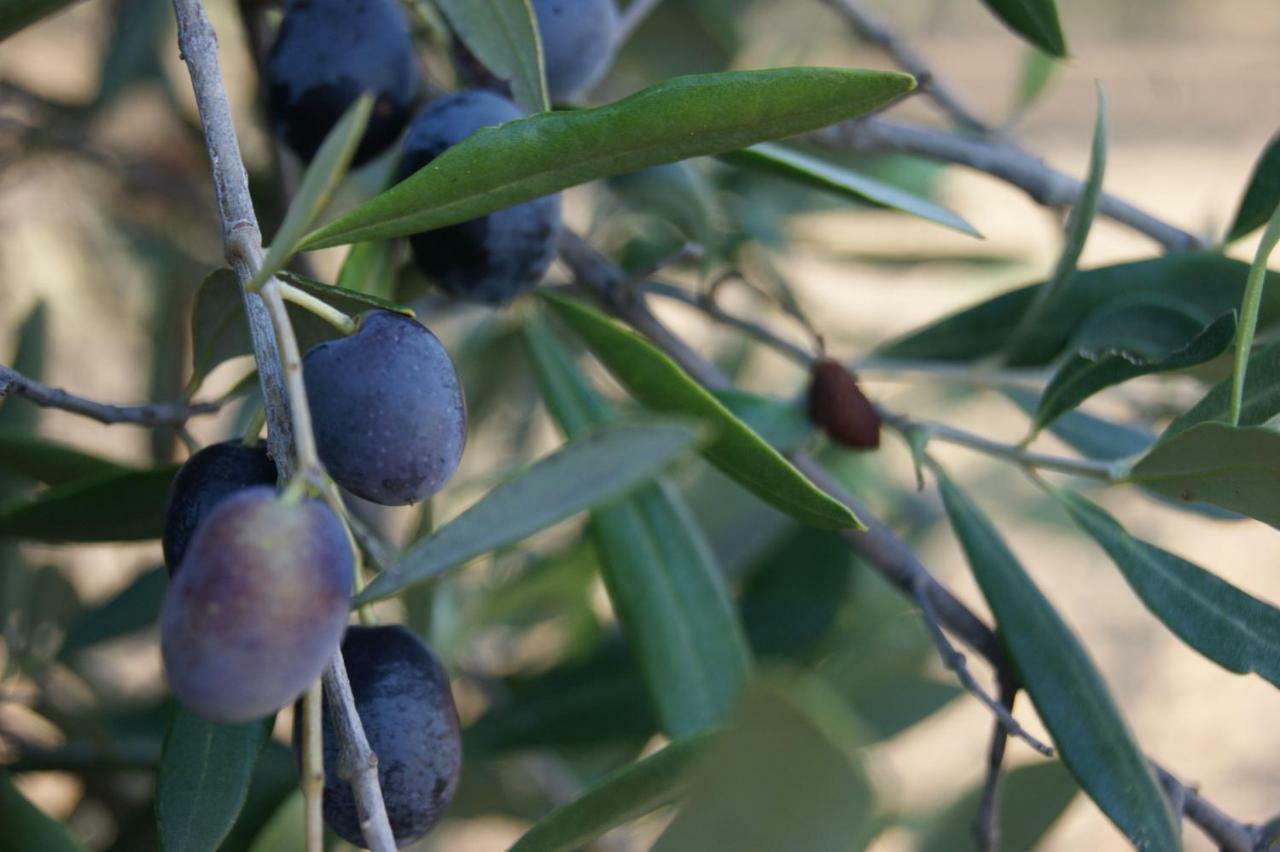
(159, 486, 353, 722)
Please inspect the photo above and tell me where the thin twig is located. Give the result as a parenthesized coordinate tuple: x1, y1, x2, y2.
(914, 577, 1052, 756)
(852, 357, 1051, 389)
(0, 364, 221, 426)
(880, 410, 1119, 481)
(973, 676, 1017, 852)
(1154, 765, 1267, 852)
(804, 117, 1204, 253)
(819, 0, 990, 133)
(168, 1, 394, 848)
(301, 683, 325, 851)
(556, 230, 1266, 849)
(641, 280, 816, 366)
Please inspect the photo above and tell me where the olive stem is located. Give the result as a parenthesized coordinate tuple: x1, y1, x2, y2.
(168, 0, 395, 848)
(881, 411, 1120, 481)
(301, 683, 325, 852)
(277, 281, 358, 336)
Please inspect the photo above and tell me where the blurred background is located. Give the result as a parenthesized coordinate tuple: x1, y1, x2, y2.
(1, 0, 1278, 849)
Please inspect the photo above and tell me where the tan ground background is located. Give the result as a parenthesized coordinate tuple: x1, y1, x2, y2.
(2, 0, 1278, 850)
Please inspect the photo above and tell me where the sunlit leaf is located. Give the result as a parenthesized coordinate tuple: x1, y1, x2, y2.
(300, 68, 914, 248)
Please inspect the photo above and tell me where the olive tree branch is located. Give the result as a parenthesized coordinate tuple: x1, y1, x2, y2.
(803, 117, 1204, 253)
(167, 1, 394, 849)
(974, 676, 1017, 852)
(636, 277, 1113, 481)
(556, 230, 1267, 851)
(818, 0, 990, 133)
(0, 364, 222, 426)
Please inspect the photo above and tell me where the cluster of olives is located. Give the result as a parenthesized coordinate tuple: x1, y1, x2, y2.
(158, 1, 624, 844)
(158, 312, 466, 845)
(267, 0, 621, 304)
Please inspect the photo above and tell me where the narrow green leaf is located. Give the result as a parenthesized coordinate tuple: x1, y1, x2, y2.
(1124, 422, 1280, 528)
(608, 162, 720, 248)
(435, 0, 549, 114)
(0, 0, 79, 40)
(509, 734, 711, 852)
(0, 431, 131, 486)
(1053, 488, 1280, 688)
(653, 675, 878, 852)
(1163, 340, 1280, 440)
(0, 300, 49, 434)
(0, 465, 179, 542)
(712, 390, 813, 452)
(1006, 388, 1152, 462)
(524, 314, 752, 737)
(935, 470, 1178, 850)
(979, 0, 1066, 57)
(1033, 311, 1236, 432)
(721, 143, 980, 237)
(1227, 132, 1280, 242)
(335, 239, 398, 299)
(881, 252, 1279, 367)
(542, 293, 860, 529)
(60, 567, 166, 659)
(355, 420, 705, 604)
(246, 790, 305, 852)
(1008, 46, 1058, 121)
(0, 771, 86, 852)
(249, 94, 374, 291)
(189, 268, 412, 389)
(1229, 200, 1280, 424)
(300, 68, 915, 248)
(1004, 85, 1106, 361)
(157, 709, 272, 852)
(917, 759, 1078, 852)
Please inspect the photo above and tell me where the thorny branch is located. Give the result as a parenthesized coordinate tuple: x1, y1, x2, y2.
(556, 230, 1268, 851)
(0, 364, 220, 426)
(167, 1, 394, 849)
